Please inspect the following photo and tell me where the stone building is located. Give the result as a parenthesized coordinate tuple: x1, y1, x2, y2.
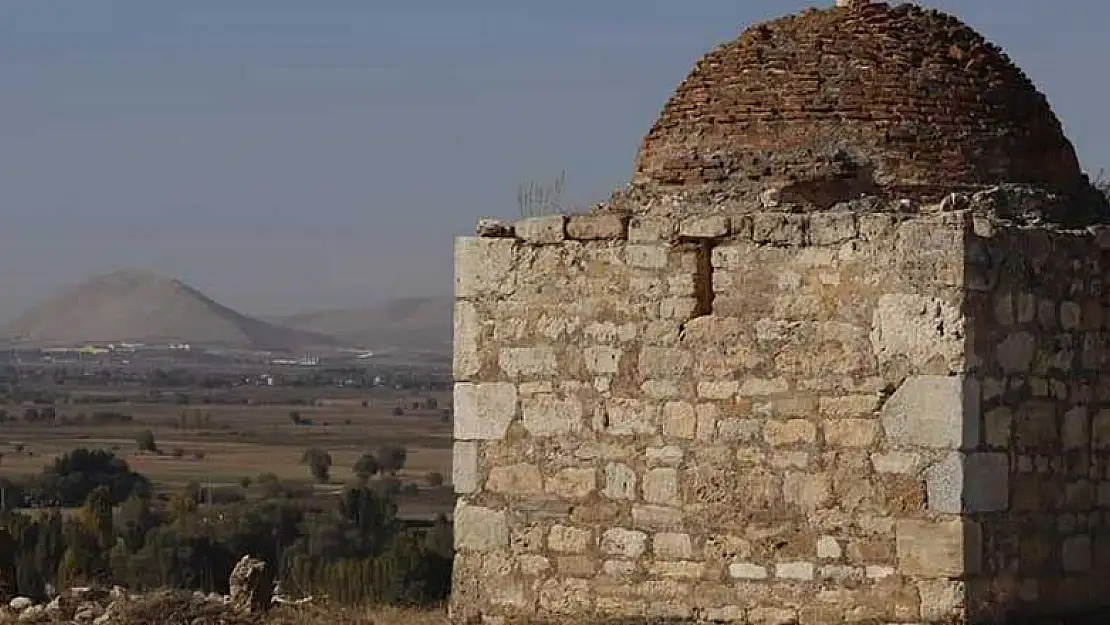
(451, 1, 1110, 623)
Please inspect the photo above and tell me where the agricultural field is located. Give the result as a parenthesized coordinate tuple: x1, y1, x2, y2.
(0, 385, 454, 519)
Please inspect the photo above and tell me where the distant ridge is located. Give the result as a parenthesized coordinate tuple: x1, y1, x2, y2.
(271, 296, 451, 355)
(0, 269, 338, 351)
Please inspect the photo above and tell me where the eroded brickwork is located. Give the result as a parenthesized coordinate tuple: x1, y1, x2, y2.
(632, 2, 1089, 207)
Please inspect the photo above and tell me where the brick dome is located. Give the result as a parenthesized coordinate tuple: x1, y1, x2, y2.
(631, 1, 1089, 208)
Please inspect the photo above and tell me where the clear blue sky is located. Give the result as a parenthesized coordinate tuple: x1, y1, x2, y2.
(0, 0, 1105, 319)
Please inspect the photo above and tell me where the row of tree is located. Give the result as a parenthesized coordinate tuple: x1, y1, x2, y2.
(0, 448, 452, 606)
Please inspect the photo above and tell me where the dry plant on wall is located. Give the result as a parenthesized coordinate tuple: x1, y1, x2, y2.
(516, 170, 567, 218)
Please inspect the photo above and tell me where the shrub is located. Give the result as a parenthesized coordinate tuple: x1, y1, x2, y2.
(135, 430, 157, 453)
(301, 448, 332, 483)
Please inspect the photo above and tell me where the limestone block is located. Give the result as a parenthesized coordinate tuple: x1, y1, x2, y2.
(1062, 534, 1092, 572)
(996, 331, 1035, 373)
(750, 607, 797, 625)
(917, 580, 965, 622)
(646, 445, 684, 467)
(515, 215, 566, 243)
(629, 215, 676, 242)
(763, 419, 817, 446)
(486, 463, 543, 496)
(521, 393, 583, 437)
(454, 382, 518, 441)
(455, 237, 516, 298)
(546, 468, 596, 499)
(601, 528, 647, 558)
(895, 519, 980, 577)
(648, 561, 704, 579)
(739, 377, 789, 396)
(566, 213, 626, 240)
(626, 244, 669, 269)
(809, 212, 857, 245)
(1063, 406, 1089, 450)
(652, 533, 693, 560)
(453, 301, 483, 380)
(601, 398, 659, 435)
(817, 536, 842, 560)
(983, 406, 1012, 448)
(870, 451, 924, 474)
(498, 347, 557, 379)
(823, 419, 879, 448)
(728, 562, 769, 580)
(453, 442, 478, 494)
(774, 562, 815, 580)
(584, 346, 622, 375)
(819, 394, 881, 418)
(548, 525, 593, 554)
(631, 505, 684, 530)
(638, 347, 692, 379)
(604, 463, 637, 500)
(698, 381, 739, 400)
(454, 501, 508, 552)
(924, 452, 1008, 513)
(783, 472, 831, 511)
(662, 401, 697, 439)
(752, 213, 806, 245)
(869, 293, 963, 368)
(642, 468, 680, 505)
(679, 215, 729, 239)
(880, 375, 979, 449)
(703, 606, 746, 623)
(537, 578, 593, 615)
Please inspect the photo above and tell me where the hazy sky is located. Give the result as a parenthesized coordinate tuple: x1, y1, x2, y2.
(0, 0, 1106, 320)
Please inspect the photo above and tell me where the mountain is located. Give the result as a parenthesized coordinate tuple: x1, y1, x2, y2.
(0, 270, 338, 351)
(272, 296, 452, 354)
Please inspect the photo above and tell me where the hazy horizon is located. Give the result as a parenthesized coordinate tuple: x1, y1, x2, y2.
(2, 0, 1108, 320)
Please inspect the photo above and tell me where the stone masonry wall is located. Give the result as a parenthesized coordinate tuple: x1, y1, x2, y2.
(451, 195, 1110, 624)
(960, 220, 1110, 621)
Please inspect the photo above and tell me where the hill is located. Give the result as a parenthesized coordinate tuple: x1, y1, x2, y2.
(272, 296, 451, 355)
(0, 270, 339, 351)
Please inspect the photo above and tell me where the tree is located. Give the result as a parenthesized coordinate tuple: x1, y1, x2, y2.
(301, 448, 332, 483)
(376, 445, 408, 475)
(135, 429, 157, 453)
(353, 453, 380, 481)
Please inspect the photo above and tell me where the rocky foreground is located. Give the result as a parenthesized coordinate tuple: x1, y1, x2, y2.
(0, 556, 448, 625)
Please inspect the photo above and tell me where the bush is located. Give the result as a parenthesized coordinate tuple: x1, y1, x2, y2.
(353, 453, 379, 481)
(376, 445, 408, 474)
(135, 430, 157, 453)
(301, 448, 332, 483)
(171, 447, 186, 459)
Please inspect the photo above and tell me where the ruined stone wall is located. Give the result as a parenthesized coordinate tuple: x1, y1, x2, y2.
(452, 200, 1027, 624)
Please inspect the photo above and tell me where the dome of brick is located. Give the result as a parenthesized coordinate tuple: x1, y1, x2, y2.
(631, 1, 1089, 208)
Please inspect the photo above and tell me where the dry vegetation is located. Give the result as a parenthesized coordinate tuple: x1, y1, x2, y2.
(0, 388, 454, 518)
